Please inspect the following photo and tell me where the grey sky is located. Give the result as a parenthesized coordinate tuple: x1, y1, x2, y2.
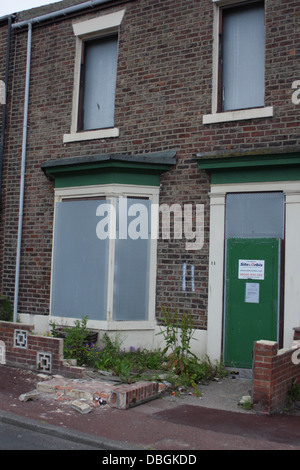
(0, 0, 63, 17)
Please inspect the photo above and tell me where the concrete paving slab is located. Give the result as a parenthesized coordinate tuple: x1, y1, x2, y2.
(1, 365, 299, 450)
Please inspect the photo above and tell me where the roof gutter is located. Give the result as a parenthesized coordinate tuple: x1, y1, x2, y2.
(0, 14, 15, 25)
(11, 0, 122, 29)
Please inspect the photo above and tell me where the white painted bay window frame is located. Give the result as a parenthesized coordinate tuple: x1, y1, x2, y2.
(50, 183, 159, 332)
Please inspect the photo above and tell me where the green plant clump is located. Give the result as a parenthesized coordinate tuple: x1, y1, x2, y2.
(287, 380, 300, 405)
(62, 316, 90, 365)
(50, 316, 91, 365)
(50, 317, 166, 383)
(0, 297, 13, 322)
(82, 333, 165, 383)
(50, 311, 227, 391)
(157, 306, 228, 393)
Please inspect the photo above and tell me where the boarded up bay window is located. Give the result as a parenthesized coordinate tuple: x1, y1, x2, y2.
(51, 197, 151, 322)
(42, 151, 177, 325)
(78, 35, 118, 131)
(220, 1, 265, 112)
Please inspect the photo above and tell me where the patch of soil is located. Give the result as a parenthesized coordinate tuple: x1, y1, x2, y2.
(0, 366, 39, 397)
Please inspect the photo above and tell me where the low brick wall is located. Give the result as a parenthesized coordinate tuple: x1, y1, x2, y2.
(252, 340, 300, 414)
(0, 321, 161, 409)
(0, 321, 85, 378)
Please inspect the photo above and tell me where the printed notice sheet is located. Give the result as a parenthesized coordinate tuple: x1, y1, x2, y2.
(245, 282, 260, 304)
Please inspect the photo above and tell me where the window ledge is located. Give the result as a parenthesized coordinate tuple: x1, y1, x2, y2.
(63, 128, 119, 143)
(203, 106, 274, 125)
(50, 317, 157, 331)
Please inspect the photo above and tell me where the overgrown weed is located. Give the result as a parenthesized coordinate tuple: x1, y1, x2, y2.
(50, 310, 228, 393)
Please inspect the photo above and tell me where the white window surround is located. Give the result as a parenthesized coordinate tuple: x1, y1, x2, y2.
(72, 10, 125, 38)
(203, 107, 273, 124)
(63, 128, 119, 143)
(50, 183, 159, 332)
(63, 10, 125, 143)
(203, 0, 273, 124)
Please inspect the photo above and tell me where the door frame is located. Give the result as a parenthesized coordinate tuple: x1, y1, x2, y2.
(206, 181, 300, 364)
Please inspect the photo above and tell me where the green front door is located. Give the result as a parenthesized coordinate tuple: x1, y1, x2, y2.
(224, 238, 280, 368)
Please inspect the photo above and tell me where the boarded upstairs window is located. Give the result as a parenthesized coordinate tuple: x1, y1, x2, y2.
(221, 2, 265, 111)
(78, 35, 118, 131)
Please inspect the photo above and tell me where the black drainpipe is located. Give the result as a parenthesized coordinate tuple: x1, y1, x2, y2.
(0, 15, 13, 207)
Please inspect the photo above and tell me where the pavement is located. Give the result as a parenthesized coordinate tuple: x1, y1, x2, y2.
(0, 364, 300, 451)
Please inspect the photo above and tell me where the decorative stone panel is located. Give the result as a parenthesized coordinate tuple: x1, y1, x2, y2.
(37, 352, 52, 373)
(0, 340, 6, 364)
(14, 329, 28, 349)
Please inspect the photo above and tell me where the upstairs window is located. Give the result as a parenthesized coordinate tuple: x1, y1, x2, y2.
(78, 34, 118, 131)
(203, 1, 271, 124)
(220, 1, 265, 112)
(64, 10, 125, 142)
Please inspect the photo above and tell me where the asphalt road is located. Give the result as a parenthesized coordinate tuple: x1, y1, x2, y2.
(0, 421, 101, 450)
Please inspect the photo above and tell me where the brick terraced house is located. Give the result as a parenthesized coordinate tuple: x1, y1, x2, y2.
(0, 0, 299, 369)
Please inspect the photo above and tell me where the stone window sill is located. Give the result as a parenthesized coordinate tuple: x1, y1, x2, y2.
(203, 106, 274, 125)
(63, 128, 119, 143)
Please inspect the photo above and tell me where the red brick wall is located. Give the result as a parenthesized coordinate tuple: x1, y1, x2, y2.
(0, 0, 299, 327)
(252, 340, 300, 414)
(0, 321, 85, 377)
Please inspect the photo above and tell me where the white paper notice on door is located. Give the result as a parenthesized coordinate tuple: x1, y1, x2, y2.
(238, 260, 265, 280)
(245, 282, 260, 304)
